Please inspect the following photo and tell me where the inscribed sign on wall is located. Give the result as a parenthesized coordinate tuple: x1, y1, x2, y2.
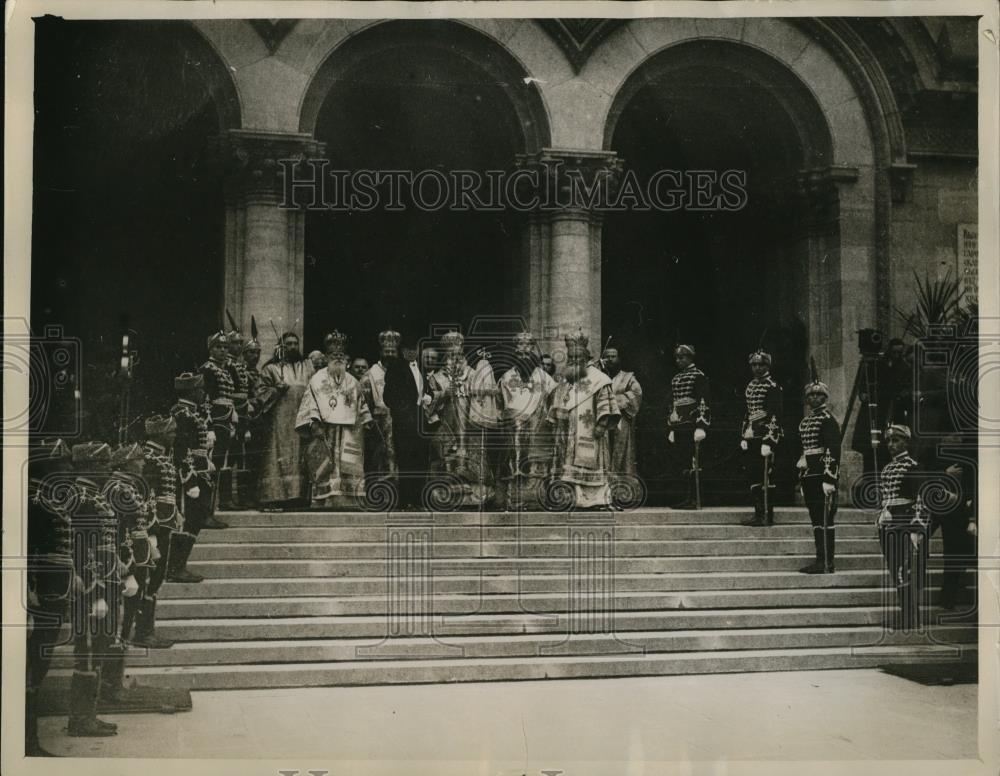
(957, 223, 978, 307)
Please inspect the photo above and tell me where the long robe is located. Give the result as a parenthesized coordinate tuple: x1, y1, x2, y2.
(254, 359, 314, 505)
(295, 369, 372, 509)
(498, 365, 557, 510)
(425, 359, 499, 507)
(608, 370, 642, 477)
(361, 362, 398, 482)
(549, 365, 621, 509)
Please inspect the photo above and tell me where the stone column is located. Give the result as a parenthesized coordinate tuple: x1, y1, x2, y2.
(213, 129, 325, 336)
(517, 149, 622, 360)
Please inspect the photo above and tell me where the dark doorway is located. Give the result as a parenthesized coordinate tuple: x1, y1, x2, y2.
(306, 39, 526, 359)
(604, 41, 831, 505)
(31, 19, 231, 440)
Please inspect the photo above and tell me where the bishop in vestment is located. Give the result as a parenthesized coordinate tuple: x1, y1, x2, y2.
(425, 332, 499, 507)
(601, 347, 642, 477)
(254, 332, 315, 509)
(296, 332, 373, 510)
(549, 334, 621, 510)
(498, 332, 557, 511)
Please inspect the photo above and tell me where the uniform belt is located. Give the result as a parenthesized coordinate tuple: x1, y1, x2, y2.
(749, 410, 767, 421)
(156, 495, 176, 504)
(884, 497, 913, 507)
(212, 398, 235, 407)
(674, 398, 695, 407)
(804, 447, 825, 456)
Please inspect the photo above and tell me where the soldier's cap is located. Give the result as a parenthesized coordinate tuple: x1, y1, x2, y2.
(226, 330, 246, 345)
(245, 339, 262, 351)
(71, 441, 112, 465)
(110, 443, 145, 469)
(144, 414, 178, 437)
(886, 424, 912, 440)
(206, 331, 227, 349)
(748, 350, 772, 366)
(674, 344, 696, 357)
(174, 372, 204, 391)
(803, 380, 829, 398)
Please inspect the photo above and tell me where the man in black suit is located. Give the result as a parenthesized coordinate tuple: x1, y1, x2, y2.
(382, 336, 429, 509)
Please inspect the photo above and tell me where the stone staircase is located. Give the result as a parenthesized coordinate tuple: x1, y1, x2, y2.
(51, 508, 976, 690)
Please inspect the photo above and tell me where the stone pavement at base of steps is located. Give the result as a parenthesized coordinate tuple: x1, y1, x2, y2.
(38, 668, 976, 764)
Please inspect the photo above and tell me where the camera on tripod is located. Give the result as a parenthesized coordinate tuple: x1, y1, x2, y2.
(857, 328, 884, 358)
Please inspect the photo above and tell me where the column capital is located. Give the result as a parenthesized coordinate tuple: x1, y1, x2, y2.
(515, 147, 623, 213)
(796, 165, 859, 231)
(212, 129, 326, 201)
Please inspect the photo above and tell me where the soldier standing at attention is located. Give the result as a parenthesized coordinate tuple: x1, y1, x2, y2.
(796, 375, 841, 574)
(740, 350, 783, 527)
(200, 331, 237, 512)
(667, 344, 710, 509)
(877, 424, 930, 629)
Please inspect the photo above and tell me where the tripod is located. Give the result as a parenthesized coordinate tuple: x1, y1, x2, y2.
(841, 351, 883, 502)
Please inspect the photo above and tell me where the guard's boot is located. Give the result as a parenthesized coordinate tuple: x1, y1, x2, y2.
(216, 467, 235, 511)
(120, 593, 141, 643)
(166, 533, 203, 583)
(132, 597, 174, 649)
(823, 527, 836, 573)
(741, 490, 764, 526)
(67, 671, 117, 737)
(799, 527, 825, 574)
(98, 641, 127, 702)
(25, 687, 55, 756)
(763, 489, 775, 527)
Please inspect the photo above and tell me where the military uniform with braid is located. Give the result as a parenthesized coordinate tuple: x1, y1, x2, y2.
(740, 351, 783, 527)
(796, 380, 841, 574)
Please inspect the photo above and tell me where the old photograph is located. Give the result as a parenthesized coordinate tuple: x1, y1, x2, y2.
(3, 1, 996, 772)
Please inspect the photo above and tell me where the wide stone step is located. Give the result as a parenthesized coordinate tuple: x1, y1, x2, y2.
(154, 587, 935, 619)
(186, 538, 939, 567)
(193, 524, 885, 543)
(123, 606, 934, 640)
(216, 508, 875, 528)
(158, 569, 940, 599)
(47, 645, 976, 691)
(49, 626, 975, 667)
(178, 544, 892, 577)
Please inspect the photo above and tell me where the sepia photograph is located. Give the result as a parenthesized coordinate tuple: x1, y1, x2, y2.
(3, 1, 997, 773)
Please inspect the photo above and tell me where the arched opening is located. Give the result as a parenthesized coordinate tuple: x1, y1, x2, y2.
(301, 21, 550, 355)
(31, 19, 240, 438)
(603, 40, 835, 504)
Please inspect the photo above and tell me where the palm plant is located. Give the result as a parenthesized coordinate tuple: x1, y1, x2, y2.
(894, 269, 966, 338)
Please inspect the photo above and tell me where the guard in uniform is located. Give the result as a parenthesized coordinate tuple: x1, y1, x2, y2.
(667, 344, 710, 509)
(226, 329, 254, 508)
(26, 439, 74, 754)
(99, 443, 147, 703)
(68, 442, 120, 737)
(796, 378, 841, 574)
(740, 350, 783, 527)
(877, 424, 930, 629)
(136, 416, 181, 649)
(168, 371, 217, 580)
(201, 331, 237, 511)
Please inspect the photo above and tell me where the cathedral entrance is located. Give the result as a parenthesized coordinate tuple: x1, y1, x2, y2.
(602, 40, 836, 505)
(303, 21, 549, 359)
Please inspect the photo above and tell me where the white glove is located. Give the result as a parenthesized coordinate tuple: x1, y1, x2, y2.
(420, 394, 432, 407)
(668, 431, 675, 444)
(796, 456, 807, 470)
(740, 440, 748, 451)
(244, 430, 252, 442)
(910, 532, 923, 549)
(186, 486, 201, 499)
(822, 482, 836, 497)
(760, 444, 772, 458)
(878, 508, 891, 526)
(693, 428, 706, 443)
(123, 575, 139, 597)
(206, 430, 216, 450)
(967, 521, 977, 537)
(91, 598, 109, 619)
